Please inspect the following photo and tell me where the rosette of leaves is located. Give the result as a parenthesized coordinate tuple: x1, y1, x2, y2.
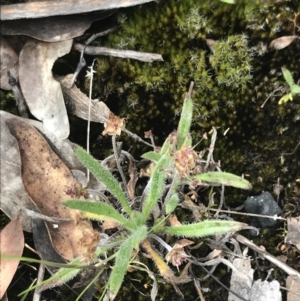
(61, 89, 251, 300)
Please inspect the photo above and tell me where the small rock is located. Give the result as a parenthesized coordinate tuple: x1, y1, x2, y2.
(244, 191, 281, 228)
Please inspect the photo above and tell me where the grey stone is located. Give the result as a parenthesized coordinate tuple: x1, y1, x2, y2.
(244, 191, 282, 228)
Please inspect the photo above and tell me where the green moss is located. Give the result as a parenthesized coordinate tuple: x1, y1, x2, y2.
(87, 0, 300, 193)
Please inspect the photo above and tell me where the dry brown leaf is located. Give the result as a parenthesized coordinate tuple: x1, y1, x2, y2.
(0, 111, 106, 232)
(285, 216, 300, 250)
(179, 196, 207, 221)
(286, 275, 300, 301)
(0, 111, 40, 232)
(0, 36, 19, 90)
(0, 213, 24, 299)
(101, 219, 120, 230)
(1, 0, 155, 21)
(269, 36, 299, 50)
(102, 112, 125, 136)
(169, 214, 182, 226)
(165, 239, 194, 270)
(19, 38, 72, 139)
(6, 118, 99, 260)
(1, 13, 111, 42)
(229, 257, 253, 301)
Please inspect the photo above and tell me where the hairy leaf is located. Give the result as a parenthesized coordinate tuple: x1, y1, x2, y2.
(193, 172, 252, 190)
(109, 226, 147, 300)
(75, 147, 132, 215)
(177, 94, 193, 149)
(165, 193, 179, 215)
(282, 68, 295, 89)
(164, 220, 247, 237)
(19, 257, 83, 296)
(64, 200, 133, 230)
(141, 151, 162, 162)
(141, 153, 172, 222)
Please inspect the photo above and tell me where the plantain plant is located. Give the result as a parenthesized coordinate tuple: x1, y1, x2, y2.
(61, 86, 252, 300)
(17, 85, 251, 300)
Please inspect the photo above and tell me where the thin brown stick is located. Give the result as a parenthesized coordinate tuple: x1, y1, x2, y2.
(234, 234, 300, 279)
(74, 43, 164, 63)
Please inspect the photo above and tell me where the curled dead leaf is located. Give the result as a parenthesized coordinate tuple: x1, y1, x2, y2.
(0, 111, 40, 232)
(0, 36, 19, 90)
(0, 213, 24, 299)
(1, 111, 105, 232)
(102, 112, 125, 136)
(6, 118, 99, 260)
(19, 38, 72, 138)
(269, 36, 299, 50)
(285, 217, 300, 251)
(1, 0, 155, 21)
(165, 239, 194, 270)
(1, 13, 111, 42)
(169, 214, 182, 226)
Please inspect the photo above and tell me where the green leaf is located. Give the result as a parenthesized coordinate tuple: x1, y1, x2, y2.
(193, 172, 252, 190)
(141, 153, 172, 222)
(278, 93, 293, 105)
(20, 258, 82, 296)
(220, 0, 235, 3)
(282, 67, 295, 89)
(291, 84, 300, 95)
(182, 133, 193, 148)
(130, 211, 145, 227)
(109, 226, 147, 300)
(64, 200, 133, 230)
(141, 151, 162, 162)
(165, 193, 179, 214)
(159, 133, 173, 155)
(177, 94, 193, 149)
(164, 220, 246, 237)
(75, 147, 132, 215)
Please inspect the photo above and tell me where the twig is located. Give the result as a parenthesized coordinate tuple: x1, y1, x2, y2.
(214, 184, 225, 218)
(193, 279, 206, 301)
(190, 261, 248, 301)
(234, 234, 300, 279)
(207, 208, 286, 221)
(205, 127, 217, 170)
(33, 264, 45, 301)
(86, 60, 96, 182)
(281, 140, 300, 156)
(16, 203, 73, 223)
(122, 128, 154, 148)
(260, 86, 284, 108)
(112, 135, 129, 198)
(74, 43, 164, 62)
(70, 27, 117, 87)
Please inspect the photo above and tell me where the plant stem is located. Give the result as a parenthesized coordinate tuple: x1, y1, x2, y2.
(112, 134, 129, 199)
